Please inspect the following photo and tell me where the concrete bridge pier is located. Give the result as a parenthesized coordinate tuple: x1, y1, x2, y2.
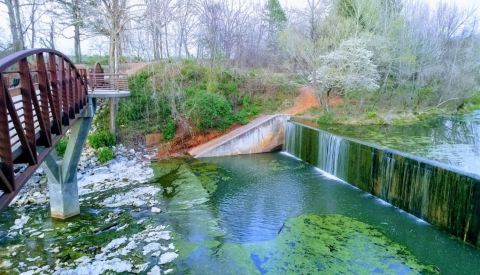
(42, 99, 94, 219)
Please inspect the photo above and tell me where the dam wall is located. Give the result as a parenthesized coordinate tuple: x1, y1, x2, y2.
(285, 121, 480, 247)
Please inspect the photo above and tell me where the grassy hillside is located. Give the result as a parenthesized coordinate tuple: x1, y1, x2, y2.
(94, 60, 297, 144)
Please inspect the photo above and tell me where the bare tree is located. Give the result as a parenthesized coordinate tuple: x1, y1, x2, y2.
(38, 19, 55, 49)
(52, 0, 94, 62)
(2, 0, 25, 51)
(144, 0, 175, 60)
(90, 0, 143, 73)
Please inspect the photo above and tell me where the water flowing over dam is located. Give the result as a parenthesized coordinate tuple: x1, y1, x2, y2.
(285, 120, 480, 247)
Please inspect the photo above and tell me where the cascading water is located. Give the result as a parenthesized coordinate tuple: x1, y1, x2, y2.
(285, 122, 346, 177)
(285, 120, 480, 248)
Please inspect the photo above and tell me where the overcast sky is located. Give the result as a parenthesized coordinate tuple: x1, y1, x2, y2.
(0, 0, 478, 56)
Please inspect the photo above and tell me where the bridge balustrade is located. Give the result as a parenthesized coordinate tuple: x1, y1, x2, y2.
(0, 49, 89, 210)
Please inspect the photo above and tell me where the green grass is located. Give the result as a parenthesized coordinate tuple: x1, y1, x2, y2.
(96, 147, 114, 164)
(55, 138, 68, 158)
(461, 93, 480, 112)
(88, 131, 116, 149)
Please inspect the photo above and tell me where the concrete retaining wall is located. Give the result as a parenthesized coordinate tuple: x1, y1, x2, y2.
(189, 115, 289, 158)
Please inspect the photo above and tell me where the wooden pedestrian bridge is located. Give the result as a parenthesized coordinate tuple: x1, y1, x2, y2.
(0, 48, 130, 218)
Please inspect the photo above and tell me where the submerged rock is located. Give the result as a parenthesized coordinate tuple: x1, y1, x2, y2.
(102, 186, 161, 208)
(0, 144, 177, 274)
(147, 265, 161, 275)
(159, 252, 178, 265)
(151, 207, 161, 213)
(9, 215, 30, 232)
(143, 242, 162, 256)
(102, 237, 128, 253)
(58, 258, 133, 275)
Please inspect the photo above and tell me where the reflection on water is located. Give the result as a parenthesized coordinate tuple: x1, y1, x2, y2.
(315, 111, 480, 175)
(153, 154, 480, 274)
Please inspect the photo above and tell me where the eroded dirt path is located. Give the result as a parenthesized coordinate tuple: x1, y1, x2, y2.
(284, 86, 320, 115)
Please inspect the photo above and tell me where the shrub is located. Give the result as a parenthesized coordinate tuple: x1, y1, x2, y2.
(185, 92, 234, 131)
(236, 96, 262, 125)
(366, 111, 378, 119)
(206, 80, 219, 93)
(219, 81, 238, 95)
(55, 138, 68, 158)
(317, 112, 334, 125)
(462, 93, 480, 112)
(88, 131, 116, 149)
(96, 147, 114, 164)
(180, 60, 205, 81)
(162, 119, 176, 141)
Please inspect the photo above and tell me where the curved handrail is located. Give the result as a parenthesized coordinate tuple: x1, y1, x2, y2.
(0, 48, 76, 72)
(0, 48, 89, 210)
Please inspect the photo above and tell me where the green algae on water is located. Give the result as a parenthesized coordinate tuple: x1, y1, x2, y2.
(151, 157, 440, 274)
(217, 214, 439, 274)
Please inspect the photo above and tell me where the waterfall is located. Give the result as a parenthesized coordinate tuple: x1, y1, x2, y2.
(284, 121, 480, 248)
(285, 122, 345, 176)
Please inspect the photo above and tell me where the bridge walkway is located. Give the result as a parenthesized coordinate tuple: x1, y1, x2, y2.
(0, 49, 130, 216)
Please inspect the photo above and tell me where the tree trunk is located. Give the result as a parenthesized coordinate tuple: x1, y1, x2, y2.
(49, 20, 55, 49)
(13, 0, 24, 50)
(109, 34, 115, 73)
(164, 23, 170, 58)
(30, 4, 36, 48)
(5, 0, 21, 51)
(74, 25, 81, 63)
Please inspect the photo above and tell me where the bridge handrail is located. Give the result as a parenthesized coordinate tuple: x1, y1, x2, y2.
(88, 72, 129, 92)
(0, 48, 89, 210)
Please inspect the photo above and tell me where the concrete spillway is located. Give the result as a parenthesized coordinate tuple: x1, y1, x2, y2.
(189, 115, 289, 158)
(285, 120, 480, 248)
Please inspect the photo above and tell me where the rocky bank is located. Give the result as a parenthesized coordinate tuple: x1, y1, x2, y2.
(0, 144, 179, 275)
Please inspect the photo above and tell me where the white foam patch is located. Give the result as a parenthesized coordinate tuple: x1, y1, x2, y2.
(397, 209, 430, 225)
(374, 197, 393, 207)
(312, 167, 352, 185)
(279, 151, 302, 161)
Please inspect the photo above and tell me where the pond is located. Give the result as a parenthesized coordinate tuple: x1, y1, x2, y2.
(1, 151, 479, 274)
(153, 153, 480, 274)
(313, 111, 480, 176)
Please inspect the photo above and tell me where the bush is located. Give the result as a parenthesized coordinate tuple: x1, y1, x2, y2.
(180, 60, 205, 81)
(88, 131, 116, 149)
(462, 93, 480, 112)
(317, 112, 334, 125)
(96, 147, 114, 164)
(185, 92, 234, 131)
(162, 119, 176, 141)
(55, 138, 68, 158)
(236, 96, 262, 124)
(366, 111, 378, 119)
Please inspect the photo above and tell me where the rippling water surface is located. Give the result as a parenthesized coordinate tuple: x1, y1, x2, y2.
(315, 111, 480, 175)
(153, 153, 480, 274)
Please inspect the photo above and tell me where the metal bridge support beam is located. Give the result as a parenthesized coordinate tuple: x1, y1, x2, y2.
(43, 98, 94, 219)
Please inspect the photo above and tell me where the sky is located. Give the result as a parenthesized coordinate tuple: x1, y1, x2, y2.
(0, 0, 479, 57)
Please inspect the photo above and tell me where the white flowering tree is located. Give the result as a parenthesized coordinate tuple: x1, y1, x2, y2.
(310, 38, 380, 97)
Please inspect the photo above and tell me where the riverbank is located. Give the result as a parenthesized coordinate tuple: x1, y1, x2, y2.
(300, 93, 480, 127)
(0, 143, 179, 275)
